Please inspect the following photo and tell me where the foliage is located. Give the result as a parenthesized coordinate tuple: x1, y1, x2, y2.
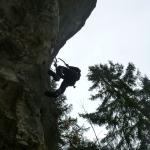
(55, 95, 99, 150)
(81, 61, 150, 150)
(50, 71, 99, 149)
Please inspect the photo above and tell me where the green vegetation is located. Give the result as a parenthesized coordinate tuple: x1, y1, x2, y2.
(81, 61, 150, 150)
(56, 61, 150, 149)
(56, 95, 99, 149)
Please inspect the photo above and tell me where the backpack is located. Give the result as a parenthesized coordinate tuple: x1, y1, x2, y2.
(69, 66, 81, 80)
(65, 66, 81, 86)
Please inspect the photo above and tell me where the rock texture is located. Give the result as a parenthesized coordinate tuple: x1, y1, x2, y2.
(0, 0, 97, 149)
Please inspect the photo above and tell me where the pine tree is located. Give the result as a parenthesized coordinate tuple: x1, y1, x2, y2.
(55, 95, 99, 150)
(81, 61, 150, 150)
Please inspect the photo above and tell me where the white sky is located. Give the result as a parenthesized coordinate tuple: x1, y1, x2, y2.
(57, 0, 150, 140)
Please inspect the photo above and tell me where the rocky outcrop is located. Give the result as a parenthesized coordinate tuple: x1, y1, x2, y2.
(0, 0, 97, 149)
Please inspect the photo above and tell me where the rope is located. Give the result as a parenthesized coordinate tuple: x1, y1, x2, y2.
(82, 105, 101, 149)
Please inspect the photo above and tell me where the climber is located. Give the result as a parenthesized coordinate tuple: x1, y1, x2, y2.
(44, 58, 81, 98)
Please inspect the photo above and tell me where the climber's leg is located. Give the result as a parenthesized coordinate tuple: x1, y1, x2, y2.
(44, 80, 68, 98)
(48, 70, 60, 81)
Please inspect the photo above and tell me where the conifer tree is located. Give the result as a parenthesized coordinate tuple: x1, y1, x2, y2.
(56, 95, 99, 149)
(81, 61, 150, 150)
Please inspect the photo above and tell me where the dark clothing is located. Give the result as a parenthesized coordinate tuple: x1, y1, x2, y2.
(56, 66, 80, 85)
(55, 80, 69, 96)
(46, 65, 81, 97)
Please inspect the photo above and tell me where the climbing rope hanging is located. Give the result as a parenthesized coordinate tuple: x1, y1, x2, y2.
(58, 58, 69, 67)
(53, 57, 69, 68)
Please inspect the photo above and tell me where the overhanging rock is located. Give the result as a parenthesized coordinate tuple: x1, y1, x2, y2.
(0, 0, 97, 149)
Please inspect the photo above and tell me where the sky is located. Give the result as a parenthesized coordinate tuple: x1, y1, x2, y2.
(56, 0, 150, 140)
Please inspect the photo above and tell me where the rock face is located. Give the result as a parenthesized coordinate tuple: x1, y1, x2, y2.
(0, 0, 97, 149)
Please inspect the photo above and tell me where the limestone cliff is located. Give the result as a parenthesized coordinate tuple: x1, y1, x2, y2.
(0, 0, 97, 149)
